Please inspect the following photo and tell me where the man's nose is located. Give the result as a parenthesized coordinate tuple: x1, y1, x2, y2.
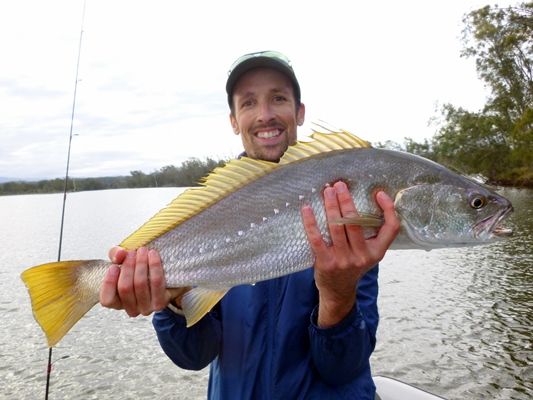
(257, 102, 275, 122)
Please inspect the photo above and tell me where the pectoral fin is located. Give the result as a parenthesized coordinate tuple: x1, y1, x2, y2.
(329, 213, 384, 227)
(180, 287, 229, 327)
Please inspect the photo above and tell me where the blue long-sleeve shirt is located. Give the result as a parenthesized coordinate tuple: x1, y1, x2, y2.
(153, 266, 379, 399)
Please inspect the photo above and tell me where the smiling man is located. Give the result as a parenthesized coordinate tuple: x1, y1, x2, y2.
(228, 65, 304, 162)
(100, 51, 399, 399)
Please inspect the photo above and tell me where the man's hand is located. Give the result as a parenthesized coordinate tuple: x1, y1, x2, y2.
(301, 181, 400, 328)
(99, 246, 188, 317)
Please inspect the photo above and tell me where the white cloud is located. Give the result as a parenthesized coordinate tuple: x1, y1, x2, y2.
(0, 0, 518, 180)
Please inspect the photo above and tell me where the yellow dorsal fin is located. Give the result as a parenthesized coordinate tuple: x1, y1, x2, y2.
(279, 129, 371, 165)
(120, 157, 277, 249)
(119, 129, 371, 249)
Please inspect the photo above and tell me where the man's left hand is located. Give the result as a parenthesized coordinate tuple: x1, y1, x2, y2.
(301, 181, 400, 328)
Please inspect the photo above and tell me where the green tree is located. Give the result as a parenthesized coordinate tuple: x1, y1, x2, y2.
(129, 170, 151, 188)
(462, 2, 533, 170)
(403, 137, 434, 159)
(77, 178, 105, 191)
(155, 165, 180, 187)
(410, 2, 532, 186)
(432, 105, 511, 177)
(180, 157, 226, 187)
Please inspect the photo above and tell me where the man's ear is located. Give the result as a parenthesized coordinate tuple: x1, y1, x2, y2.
(229, 113, 240, 135)
(297, 103, 306, 126)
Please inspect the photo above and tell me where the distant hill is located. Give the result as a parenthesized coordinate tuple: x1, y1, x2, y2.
(0, 177, 18, 183)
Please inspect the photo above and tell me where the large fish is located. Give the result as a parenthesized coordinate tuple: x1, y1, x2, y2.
(21, 131, 513, 347)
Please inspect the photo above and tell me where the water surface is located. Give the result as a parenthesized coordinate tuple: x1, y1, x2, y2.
(1, 187, 531, 399)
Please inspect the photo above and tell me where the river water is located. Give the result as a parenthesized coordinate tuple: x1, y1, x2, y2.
(1, 187, 531, 399)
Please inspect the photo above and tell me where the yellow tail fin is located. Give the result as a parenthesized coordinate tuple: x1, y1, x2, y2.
(21, 260, 108, 347)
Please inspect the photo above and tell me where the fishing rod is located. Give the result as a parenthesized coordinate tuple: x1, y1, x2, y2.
(46, 1, 86, 398)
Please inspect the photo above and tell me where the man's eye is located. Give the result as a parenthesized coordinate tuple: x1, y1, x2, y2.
(274, 96, 286, 102)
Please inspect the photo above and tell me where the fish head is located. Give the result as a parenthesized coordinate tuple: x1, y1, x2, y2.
(394, 182, 513, 248)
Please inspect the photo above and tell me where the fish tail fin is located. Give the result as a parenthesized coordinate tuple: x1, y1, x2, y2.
(21, 259, 109, 347)
(181, 287, 229, 327)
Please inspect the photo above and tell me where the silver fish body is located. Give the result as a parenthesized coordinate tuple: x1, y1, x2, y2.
(154, 147, 512, 288)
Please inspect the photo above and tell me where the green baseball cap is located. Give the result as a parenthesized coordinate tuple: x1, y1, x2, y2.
(226, 50, 301, 108)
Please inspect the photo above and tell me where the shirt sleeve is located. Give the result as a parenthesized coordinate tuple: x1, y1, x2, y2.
(152, 307, 222, 371)
(308, 265, 379, 385)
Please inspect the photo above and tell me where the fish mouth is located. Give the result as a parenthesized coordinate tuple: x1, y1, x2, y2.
(475, 204, 514, 238)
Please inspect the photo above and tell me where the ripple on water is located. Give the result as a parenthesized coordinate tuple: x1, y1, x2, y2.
(373, 189, 533, 399)
(2, 188, 531, 399)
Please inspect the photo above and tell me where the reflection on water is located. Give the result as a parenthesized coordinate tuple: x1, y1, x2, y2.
(373, 188, 532, 399)
(1, 187, 531, 399)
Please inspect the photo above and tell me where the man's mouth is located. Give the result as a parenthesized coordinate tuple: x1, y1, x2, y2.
(256, 129, 282, 139)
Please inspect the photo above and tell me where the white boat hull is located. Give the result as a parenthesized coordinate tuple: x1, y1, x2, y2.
(374, 376, 446, 400)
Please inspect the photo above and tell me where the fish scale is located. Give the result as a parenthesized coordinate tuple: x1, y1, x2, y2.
(153, 147, 470, 286)
(156, 151, 363, 288)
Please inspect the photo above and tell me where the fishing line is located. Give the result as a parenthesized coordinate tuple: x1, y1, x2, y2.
(46, 1, 86, 399)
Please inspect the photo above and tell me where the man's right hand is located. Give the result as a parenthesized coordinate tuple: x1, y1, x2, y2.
(99, 246, 187, 317)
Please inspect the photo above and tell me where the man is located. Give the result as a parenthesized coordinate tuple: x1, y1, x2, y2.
(100, 51, 400, 399)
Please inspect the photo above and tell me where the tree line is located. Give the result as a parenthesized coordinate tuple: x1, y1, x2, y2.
(0, 158, 226, 196)
(379, 2, 532, 187)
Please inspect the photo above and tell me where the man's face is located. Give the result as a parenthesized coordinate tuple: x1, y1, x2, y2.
(229, 67, 305, 162)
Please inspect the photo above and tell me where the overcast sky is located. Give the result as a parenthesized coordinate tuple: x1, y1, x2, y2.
(0, 0, 518, 180)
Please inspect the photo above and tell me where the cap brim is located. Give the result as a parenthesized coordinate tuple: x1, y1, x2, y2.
(226, 56, 301, 106)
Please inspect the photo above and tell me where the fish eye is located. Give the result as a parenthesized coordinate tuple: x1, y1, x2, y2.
(469, 195, 486, 209)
